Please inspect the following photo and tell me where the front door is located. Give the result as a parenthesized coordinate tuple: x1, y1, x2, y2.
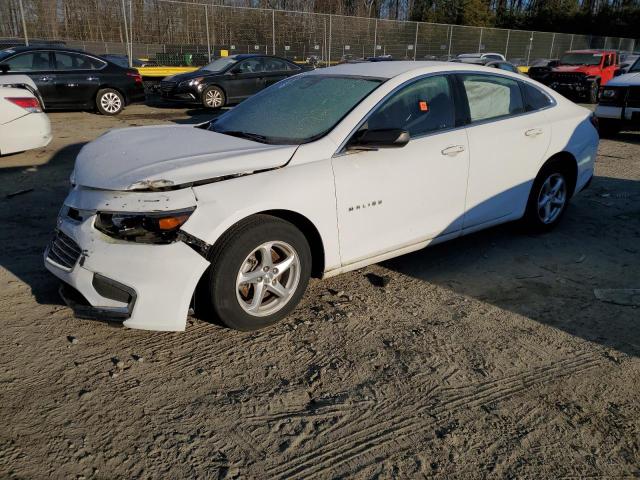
(225, 57, 264, 102)
(332, 74, 470, 265)
(2, 50, 57, 107)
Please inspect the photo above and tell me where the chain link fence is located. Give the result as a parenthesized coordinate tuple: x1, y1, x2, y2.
(1, 0, 638, 67)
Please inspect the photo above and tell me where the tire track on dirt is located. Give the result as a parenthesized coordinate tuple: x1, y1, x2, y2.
(267, 352, 602, 479)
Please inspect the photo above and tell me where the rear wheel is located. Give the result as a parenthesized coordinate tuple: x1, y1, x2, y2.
(200, 215, 311, 331)
(96, 88, 124, 115)
(201, 86, 225, 109)
(522, 164, 570, 232)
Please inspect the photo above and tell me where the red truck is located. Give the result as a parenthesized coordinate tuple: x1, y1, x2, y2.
(528, 50, 620, 103)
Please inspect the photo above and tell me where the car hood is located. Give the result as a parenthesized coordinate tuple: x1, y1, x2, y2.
(73, 125, 298, 191)
(606, 71, 640, 87)
(553, 65, 598, 74)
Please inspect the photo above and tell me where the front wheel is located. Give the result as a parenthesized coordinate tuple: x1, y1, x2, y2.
(200, 215, 311, 331)
(522, 165, 570, 232)
(96, 88, 124, 115)
(201, 86, 225, 109)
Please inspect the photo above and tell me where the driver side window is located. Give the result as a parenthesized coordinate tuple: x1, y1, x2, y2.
(236, 58, 264, 74)
(365, 75, 455, 137)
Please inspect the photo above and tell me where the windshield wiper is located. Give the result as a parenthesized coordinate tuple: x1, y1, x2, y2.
(220, 130, 270, 143)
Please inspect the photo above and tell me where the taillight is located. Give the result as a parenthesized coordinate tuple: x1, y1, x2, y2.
(6, 97, 42, 113)
(127, 72, 143, 84)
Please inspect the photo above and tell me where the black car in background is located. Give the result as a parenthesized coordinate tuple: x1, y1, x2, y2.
(0, 46, 145, 115)
(160, 54, 311, 108)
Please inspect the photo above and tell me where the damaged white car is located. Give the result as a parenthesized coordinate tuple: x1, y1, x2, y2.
(45, 62, 598, 331)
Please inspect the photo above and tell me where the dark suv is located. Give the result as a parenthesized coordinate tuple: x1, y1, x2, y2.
(159, 54, 311, 108)
(0, 46, 145, 115)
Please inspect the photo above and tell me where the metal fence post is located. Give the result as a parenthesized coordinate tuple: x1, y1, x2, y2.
(549, 32, 555, 58)
(504, 29, 510, 58)
(569, 34, 574, 51)
(448, 25, 453, 59)
(478, 27, 483, 53)
(526, 32, 533, 65)
(413, 22, 418, 60)
(328, 14, 332, 65)
(205, 5, 211, 60)
(18, 0, 29, 46)
(272, 10, 276, 55)
(120, 0, 130, 66)
(373, 18, 378, 57)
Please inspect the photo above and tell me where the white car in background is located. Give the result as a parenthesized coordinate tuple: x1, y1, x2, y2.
(45, 62, 598, 332)
(595, 57, 640, 135)
(0, 71, 52, 155)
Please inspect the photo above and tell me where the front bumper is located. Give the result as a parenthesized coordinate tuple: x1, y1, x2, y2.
(594, 105, 640, 128)
(548, 80, 592, 97)
(44, 208, 210, 331)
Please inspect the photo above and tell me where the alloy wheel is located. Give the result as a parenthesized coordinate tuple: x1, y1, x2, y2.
(100, 92, 122, 113)
(205, 89, 223, 108)
(236, 241, 301, 317)
(537, 173, 567, 224)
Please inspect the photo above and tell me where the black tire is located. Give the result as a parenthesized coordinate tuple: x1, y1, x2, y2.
(587, 81, 600, 104)
(96, 88, 124, 115)
(598, 118, 622, 138)
(201, 85, 225, 109)
(522, 162, 572, 232)
(200, 215, 311, 331)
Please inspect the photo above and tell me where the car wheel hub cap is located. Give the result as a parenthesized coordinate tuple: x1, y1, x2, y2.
(206, 90, 222, 107)
(236, 241, 300, 317)
(537, 173, 566, 224)
(101, 93, 121, 113)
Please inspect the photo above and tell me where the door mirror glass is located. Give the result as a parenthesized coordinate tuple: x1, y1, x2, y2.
(347, 129, 410, 150)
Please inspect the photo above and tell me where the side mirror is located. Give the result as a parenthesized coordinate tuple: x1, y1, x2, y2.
(0, 64, 9, 74)
(347, 129, 410, 151)
(614, 68, 624, 77)
(548, 60, 559, 68)
(229, 67, 241, 75)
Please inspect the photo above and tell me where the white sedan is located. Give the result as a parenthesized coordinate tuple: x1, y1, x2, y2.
(45, 61, 598, 331)
(0, 77, 51, 155)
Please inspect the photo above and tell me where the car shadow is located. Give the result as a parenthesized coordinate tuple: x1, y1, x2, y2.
(381, 173, 640, 358)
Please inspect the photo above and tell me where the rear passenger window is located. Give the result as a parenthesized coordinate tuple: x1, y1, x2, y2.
(461, 74, 524, 123)
(366, 75, 455, 137)
(522, 82, 553, 111)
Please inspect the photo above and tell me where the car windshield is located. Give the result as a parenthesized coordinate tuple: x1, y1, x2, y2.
(209, 75, 382, 145)
(201, 57, 237, 72)
(630, 58, 640, 73)
(559, 53, 603, 66)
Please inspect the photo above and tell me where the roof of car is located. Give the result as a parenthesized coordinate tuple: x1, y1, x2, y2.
(1, 45, 89, 55)
(310, 60, 503, 79)
(565, 49, 615, 54)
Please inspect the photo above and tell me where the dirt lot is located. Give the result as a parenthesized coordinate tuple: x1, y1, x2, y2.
(1, 104, 639, 479)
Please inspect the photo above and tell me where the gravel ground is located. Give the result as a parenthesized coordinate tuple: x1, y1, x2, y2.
(1, 104, 639, 479)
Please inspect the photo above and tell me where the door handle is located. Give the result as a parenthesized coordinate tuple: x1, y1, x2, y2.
(525, 128, 544, 137)
(86, 76, 98, 81)
(441, 145, 465, 156)
(39, 76, 54, 82)
(66, 83, 78, 87)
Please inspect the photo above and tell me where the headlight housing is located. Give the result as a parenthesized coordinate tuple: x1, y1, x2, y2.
(600, 87, 620, 99)
(178, 77, 205, 88)
(95, 208, 195, 244)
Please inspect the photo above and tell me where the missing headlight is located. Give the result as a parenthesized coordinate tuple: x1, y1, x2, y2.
(95, 208, 195, 244)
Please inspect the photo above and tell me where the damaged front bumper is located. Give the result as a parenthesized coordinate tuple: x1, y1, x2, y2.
(44, 186, 210, 331)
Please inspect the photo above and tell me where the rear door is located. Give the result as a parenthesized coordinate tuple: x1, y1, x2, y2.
(52, 51, 103, 107)
(225, 57, 264, 101)
(1, 50, 57, 106)
(457, 73, 552, 230)
(261, 58, 294, 88)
